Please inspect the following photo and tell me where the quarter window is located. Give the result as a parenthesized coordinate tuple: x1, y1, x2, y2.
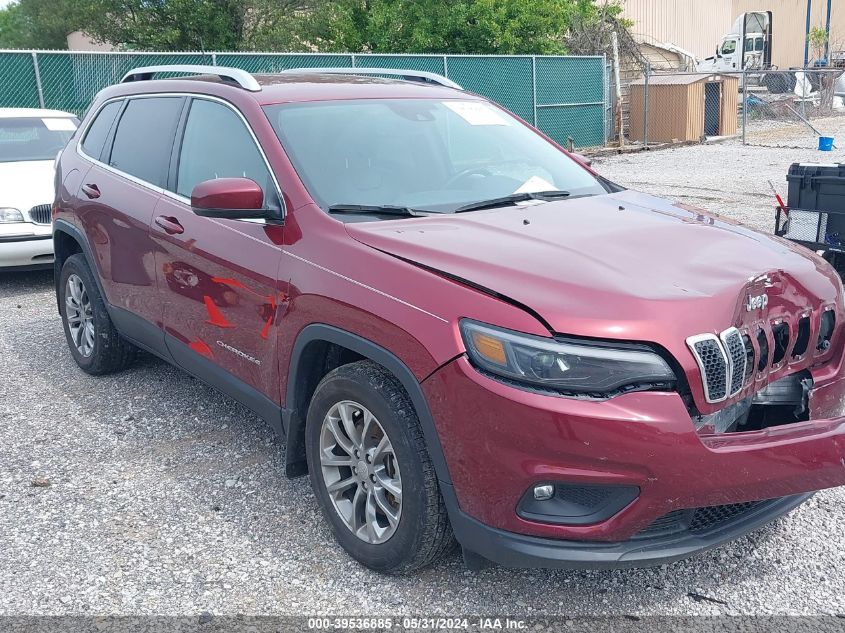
(176, 99, 273, 200)
(108, 97, 183, 187)
(81, 100, 121, 160)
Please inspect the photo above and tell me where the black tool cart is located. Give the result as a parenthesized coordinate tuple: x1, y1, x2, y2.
(776, 162, 845, 276)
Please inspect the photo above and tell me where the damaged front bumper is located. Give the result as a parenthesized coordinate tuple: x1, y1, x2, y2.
(424, 357, 845, 569)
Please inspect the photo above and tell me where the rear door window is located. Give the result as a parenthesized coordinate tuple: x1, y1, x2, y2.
(81, 100, 121, 160)
(108, 97, 184, 187)
(175, 98, 275, 200)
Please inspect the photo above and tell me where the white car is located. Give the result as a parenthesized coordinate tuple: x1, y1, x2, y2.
(1, 108, 79, 270)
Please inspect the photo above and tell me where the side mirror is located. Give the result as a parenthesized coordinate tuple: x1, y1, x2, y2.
(191, 177, 267, 220)
(571, 152, 593, 167)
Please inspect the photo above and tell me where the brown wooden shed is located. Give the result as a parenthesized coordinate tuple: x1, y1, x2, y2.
(629, 73, 739, 143)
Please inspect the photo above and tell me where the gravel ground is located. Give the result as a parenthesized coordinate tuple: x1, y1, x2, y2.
(743, 114, 845, 150)
(2, 139, 845, 618)
(595, 134, 843, 232)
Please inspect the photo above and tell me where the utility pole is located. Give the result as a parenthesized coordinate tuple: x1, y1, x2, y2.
(611, 30, 625, 148)
(804, 0, 812, 68)
(825, 0, 832, 62)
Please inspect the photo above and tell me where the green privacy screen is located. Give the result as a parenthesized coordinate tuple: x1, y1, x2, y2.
(0, 51, 608, 148)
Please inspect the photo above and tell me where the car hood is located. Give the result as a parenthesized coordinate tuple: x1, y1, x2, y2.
(345, 189, 841, 343)
(0, 160, 56, 212)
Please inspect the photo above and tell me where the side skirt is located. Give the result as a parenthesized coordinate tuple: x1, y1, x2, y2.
(165, 333, 285, 436)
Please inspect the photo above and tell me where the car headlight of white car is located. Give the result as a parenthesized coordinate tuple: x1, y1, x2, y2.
(0, 208, 25, 223)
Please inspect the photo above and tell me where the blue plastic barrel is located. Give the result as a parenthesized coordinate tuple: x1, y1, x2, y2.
(819, 136, 834, 151)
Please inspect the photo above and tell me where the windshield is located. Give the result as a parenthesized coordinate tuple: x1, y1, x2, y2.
(263, 99, 609, 214)
(0, 117, 78, 163)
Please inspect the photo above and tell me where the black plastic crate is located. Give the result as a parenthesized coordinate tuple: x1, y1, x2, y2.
(788, 163, 845, 214)
(782, 163, 845, 250)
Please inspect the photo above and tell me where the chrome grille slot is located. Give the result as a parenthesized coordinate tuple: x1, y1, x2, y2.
(771, 322, 790, 365)
(28, 204, 52, 224)
(756, 328, 769, 372)
(792, 316, 811, 359)
(720, 327, 746, 397)
(741, 333, 755, 384)
(687, 334, 729, 403)
(818, 310, 835, 352)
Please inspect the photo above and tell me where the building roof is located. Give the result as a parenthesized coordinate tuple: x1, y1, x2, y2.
(631, 73, 738, 86)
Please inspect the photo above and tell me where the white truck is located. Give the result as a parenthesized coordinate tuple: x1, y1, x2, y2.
(697, 11, 818, 94)
(698, 11, 772, 74)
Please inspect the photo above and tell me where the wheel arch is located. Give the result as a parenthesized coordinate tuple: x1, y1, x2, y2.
(284, 323, 452, 486)
(52, 220, 103, 314)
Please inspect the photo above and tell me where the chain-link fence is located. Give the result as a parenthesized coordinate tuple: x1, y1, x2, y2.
(0, 50, 610, 149)
(741, 67, 845, 149)
(618, 66, 845, 151)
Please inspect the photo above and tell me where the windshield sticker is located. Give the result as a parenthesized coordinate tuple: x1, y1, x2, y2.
(42, 118, 77, 131)
(514, 176, 556, 194)
(443, 101, 511, 126)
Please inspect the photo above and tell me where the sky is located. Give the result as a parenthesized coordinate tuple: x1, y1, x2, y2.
(0, 0, 15, 8)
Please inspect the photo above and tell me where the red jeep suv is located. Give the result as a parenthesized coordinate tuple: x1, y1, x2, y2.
(53, 65, 845, 573)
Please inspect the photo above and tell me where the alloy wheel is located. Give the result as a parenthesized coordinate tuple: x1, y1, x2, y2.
(65, 273, 95, 357)
(319, 400, 402, 544)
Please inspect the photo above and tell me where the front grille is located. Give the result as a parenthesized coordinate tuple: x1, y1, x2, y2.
(792, 316, 811, 359)
(720, 328, 746, 396)
(741, 333, 755, 384)
(818, 310, 835, 352)
(634, 509, 686, 537)
(28, 204, 52, 224)
(756, 328, 769, 371)
(688, 335, 728, 402)
(771, 322, 790, 365)
(688, 501, 764, 531)
(635, 500, 772, 539)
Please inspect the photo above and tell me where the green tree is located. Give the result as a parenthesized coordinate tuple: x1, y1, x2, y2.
(0, 0, 81, 49)
(79, 0, 247, 51)
(297, 0, 619, 55)
(808, 25, 829, 61)
(0, 3, 28, 48)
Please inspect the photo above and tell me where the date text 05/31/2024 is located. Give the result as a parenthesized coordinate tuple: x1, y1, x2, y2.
(307, 617, 528, 630)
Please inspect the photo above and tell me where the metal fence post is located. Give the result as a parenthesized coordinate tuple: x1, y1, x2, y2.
(211, 52, 217, 66)
(31, 52, 45, 109)
(351, 54, 357, 68)
(643, 62, 650, 148)
(801, 64, 807, 120)
(443, 55, 448, 79)
(602, 55, 608, 145)
(531, 56, 538, 127)
(741, 69, 748, 145)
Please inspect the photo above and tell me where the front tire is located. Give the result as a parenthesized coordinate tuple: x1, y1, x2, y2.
(59, 253, 137, 375)
(305, 361, 455, 573)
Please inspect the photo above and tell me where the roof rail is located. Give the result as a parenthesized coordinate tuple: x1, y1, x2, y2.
(120, 65, 261, 92)
(281, 67, 463, 90)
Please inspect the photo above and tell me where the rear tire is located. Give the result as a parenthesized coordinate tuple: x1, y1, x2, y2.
(59, 253, 137, 375)
(305, 361, 455, 574)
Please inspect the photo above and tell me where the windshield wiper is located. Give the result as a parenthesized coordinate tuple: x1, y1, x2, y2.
(453, 190, 571, 214)
(328, 204, 431, 218)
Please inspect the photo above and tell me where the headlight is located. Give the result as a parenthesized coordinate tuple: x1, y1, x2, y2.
(0, 208, 24, 223)
(460, 319, 676, 397)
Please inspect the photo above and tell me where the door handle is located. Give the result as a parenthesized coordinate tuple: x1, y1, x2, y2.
(154, 215, 185, 235)
(81, 183, 100, 199)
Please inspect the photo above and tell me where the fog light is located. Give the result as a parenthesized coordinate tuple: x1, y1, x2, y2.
(533, 484, 554, 501)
